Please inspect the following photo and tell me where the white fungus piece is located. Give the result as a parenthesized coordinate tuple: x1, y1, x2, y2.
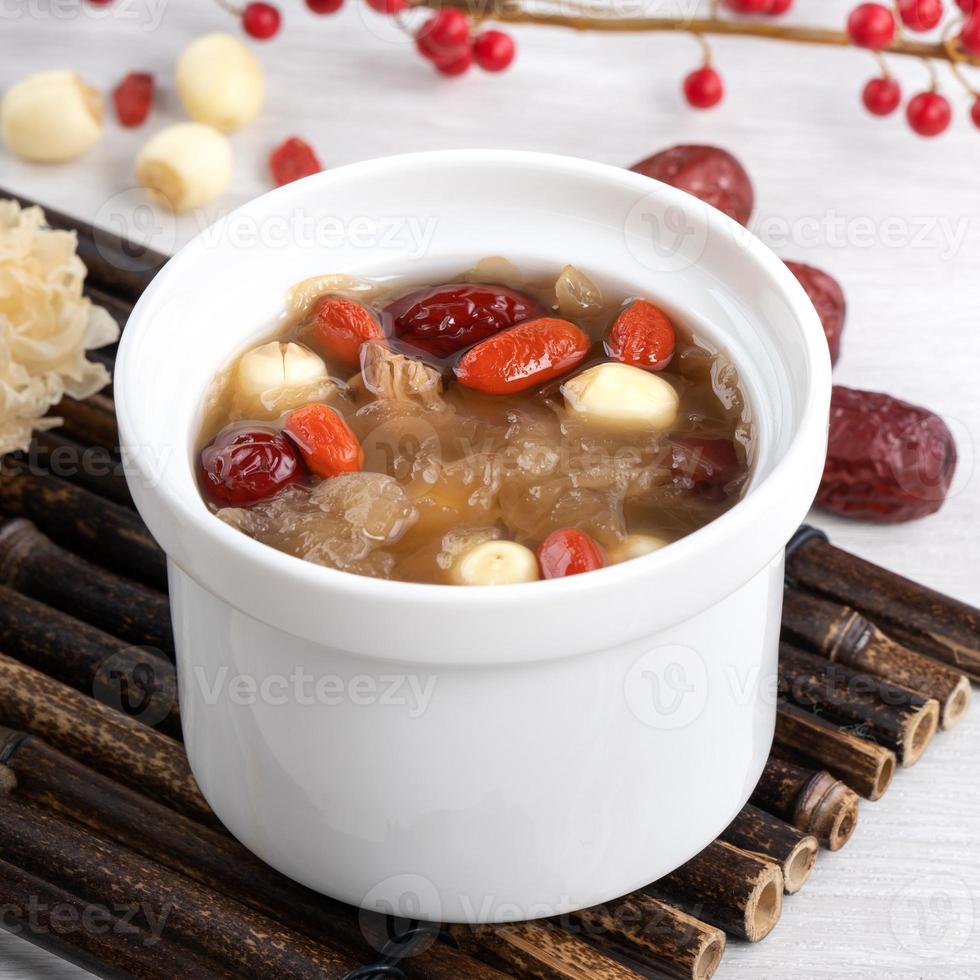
(0, 201, 118, 455)
(175, 33, 264, 134)
(1, 70, 103, 163)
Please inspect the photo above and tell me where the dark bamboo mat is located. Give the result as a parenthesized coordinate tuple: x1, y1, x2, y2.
(0, 193, 977, 980)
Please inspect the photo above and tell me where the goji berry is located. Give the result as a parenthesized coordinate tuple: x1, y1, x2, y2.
(606, 300, 676, 371)
(537, 528, 606, 578)
(309, 295, 385, 366)
(455, 317, 590, 394)
(269, 136, 322, 187)
(112, 72, 154, 128)
(284, 403, 364, 478)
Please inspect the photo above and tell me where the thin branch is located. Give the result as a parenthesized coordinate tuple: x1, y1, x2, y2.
(408, 3, 980, 68)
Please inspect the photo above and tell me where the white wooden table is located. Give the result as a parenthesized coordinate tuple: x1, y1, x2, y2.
(1, 0, 978, 975)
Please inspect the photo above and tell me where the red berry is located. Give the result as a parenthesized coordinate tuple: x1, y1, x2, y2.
(384, 283, 544, 358)
(605, 300, 676, 371)
(897, 0, 944, 30)
(683, 66, 724, 109)
(847, 3, 896, 49)
(306, 0, 344, 11)
(417, 9, 469, 60)
(906, 91, 952, 136)
(472, 30, 516, 71)
(284, 404, 363, 479)
(766, 0, 793, 12)
(310, 295, 385, 366)
(537, 529, 606, 579)
(455, 318, 591, 394)
(365, 0, 407, 13)
(960, 13, 980, 54)
(112, 72, 154, 128)
(242, 2, 281, 39)
(435, 46, 473, 76)
(200, 424, 303, 506)
(862, 76, 902, 115)
(972, 94, 980, 128)
(269, 137, 322, 187)
(956, 0, 977, 11)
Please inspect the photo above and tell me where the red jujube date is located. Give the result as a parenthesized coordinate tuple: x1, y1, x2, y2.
(384, 283, 545, 358)
(785, 261, 846, 364)
(200, 424, 304, 506)
(629, 145, 755, 226)
(817, 386, 956, 522)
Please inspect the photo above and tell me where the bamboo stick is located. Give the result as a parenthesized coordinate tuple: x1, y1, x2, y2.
(778, 642, 940, 767)
(50, 393, 120, 455)
(0, 519, 174, 655)
(645, 840, 782, 942)
(568, 892, 725, 980)
(717, 804, 818, 896)
(450, 921, 645, 979)
(0, 656, 212, 826)
(0, 791, 357, 979)
(31, 432, 133, 509)
(773, 704, 896, 802)
(785, 533, 980, 683)
(0, 187, 168, 303)
(0, 857, 232, 980)
(782, 588, 971, 730)
(0, 727, 506, 980)
(751, 757, 859, 851)
(0, 585, 179, 738)
(0, 464, 167, 592)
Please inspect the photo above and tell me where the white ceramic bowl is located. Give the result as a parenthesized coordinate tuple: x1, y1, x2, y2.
(116, 150, 830, 924)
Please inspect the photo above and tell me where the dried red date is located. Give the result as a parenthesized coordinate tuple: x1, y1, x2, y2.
(817, 386, 956, 522)
(384, 283, 545, 358)
(785, 261, 846, 365)
(629, 144, 754, 226)
(200, 424, 304, 506)
(670, 437, 740, 490)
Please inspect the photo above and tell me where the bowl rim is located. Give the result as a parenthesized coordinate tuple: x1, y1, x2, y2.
(116, 149, 830, 642)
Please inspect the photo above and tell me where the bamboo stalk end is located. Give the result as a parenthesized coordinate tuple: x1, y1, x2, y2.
(782, 836, 818, 895)
(744, 865, 783, 942)
(695, 933, 725, 980)
(871, 752, 897, 801)
(941, 677, 972, 730)
(901, 699, 940, 766)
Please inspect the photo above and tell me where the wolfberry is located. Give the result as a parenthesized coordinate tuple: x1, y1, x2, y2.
(112, 72, 154, 128)
(385, 283, 545, 358)
(284, 404, 363, 478)
(537, 529, 606, 578)
(455, 317, 591, 394)
(310, 295, 385, 366)
(606, 300, 676, 371)
(270, 137, 322, 187)
(817, 386, 956, 522)
(784, 261, 846, 364)
(630, 144, 754, 226)
(200, 424, 303, 506)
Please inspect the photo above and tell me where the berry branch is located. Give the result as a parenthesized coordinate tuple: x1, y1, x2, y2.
(408, 1, 979, 67)
(206, 0, 980, 136)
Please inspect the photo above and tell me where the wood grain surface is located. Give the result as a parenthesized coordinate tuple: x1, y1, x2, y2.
(1, 0, 978, 976)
